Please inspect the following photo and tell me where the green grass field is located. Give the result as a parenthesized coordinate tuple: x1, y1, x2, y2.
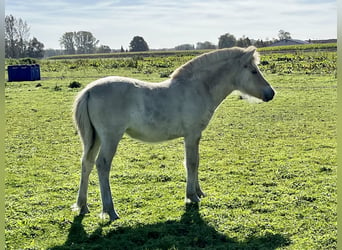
(5, 48, 337, 249)
(43, 43, 336, 60)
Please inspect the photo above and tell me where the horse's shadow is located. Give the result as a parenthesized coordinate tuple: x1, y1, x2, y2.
(49, 204, 290, 249)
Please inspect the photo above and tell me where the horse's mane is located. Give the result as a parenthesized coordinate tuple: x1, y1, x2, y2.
(170, 46, 260, 81)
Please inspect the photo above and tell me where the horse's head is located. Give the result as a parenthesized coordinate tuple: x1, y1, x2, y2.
(235, 46, 275, 102)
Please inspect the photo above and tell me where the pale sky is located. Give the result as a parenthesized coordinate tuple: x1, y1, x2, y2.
(5, 0, 337, 50)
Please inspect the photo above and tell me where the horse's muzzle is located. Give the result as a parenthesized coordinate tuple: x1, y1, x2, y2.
(263, 87, 275, 102)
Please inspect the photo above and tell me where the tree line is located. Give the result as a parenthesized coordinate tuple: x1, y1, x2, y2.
(59, 33, 150, 55)
(5, 14, 293, 58)
(177, 30, 292, 51)
(55, 31, 292, 57)
(59, 31, 290, 55)
(5, 15, 44, 58)
(59, 31, 100, 55)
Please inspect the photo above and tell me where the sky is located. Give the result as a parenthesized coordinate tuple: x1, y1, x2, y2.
(5, 0, 337, 50)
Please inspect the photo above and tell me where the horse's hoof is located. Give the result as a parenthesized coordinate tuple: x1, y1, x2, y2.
(185, 194, 201, 203)
(71, 203, 90, 214)
(100, 211, 120, 222)
(110, 214, 120, 222)
(197, 190, 206, 198)
(80, 206, 90, 215)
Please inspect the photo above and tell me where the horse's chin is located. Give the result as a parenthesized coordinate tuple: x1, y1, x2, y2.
(263, 97, 273, 102)
(239, 93, 263, 104)
(240, 88, 275, 103)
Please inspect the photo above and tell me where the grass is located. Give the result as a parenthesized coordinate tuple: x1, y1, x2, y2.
(5, 51, 337, 249)
(42, 43, 336, 60)
(46, 50, 206, 60)
(258, 43, 337, 53)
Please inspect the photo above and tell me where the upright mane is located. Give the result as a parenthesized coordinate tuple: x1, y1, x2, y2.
(170, 46, 260, 81)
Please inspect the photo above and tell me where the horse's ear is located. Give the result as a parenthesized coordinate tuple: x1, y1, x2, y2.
(241, 47, 256, 64)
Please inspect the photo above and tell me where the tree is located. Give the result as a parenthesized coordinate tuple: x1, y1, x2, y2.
(74, 31, 99, 54)
(218, 33, 236, 49)
(129, 36, 149, 52)
(59, 31, 99, 54)
(278, 30, 292, 40)
(196, 41, 216, 50)
(236, 36, 251, 47)
(27, 37, 44, 58)
(97, 45, 111, 53)
(16, 17, 30, 57)
(5, 15, 32, 58)
(59, 32, 76, 54)
(252, 38, 275, 48)
(5, 15, 17, 58)
(174, 44, 195, 50)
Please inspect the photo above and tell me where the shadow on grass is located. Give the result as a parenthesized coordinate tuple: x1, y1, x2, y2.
(49, 204, 291, 249)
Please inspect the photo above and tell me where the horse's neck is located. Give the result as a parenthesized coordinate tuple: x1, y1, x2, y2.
(172, 59, 236, 109)
(199, 68, 236, 109)
(211, 83, 234, 108)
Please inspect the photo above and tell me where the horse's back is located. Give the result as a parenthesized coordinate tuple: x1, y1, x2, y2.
(86, 76, 144, 97)
(82, 75, 212, 142)
(83, 76, 179, 140)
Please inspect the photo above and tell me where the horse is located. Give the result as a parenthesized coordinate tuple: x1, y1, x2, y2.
(72, 46, 275, 221)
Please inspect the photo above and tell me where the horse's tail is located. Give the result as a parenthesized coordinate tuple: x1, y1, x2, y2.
(73, 89, 95, 153)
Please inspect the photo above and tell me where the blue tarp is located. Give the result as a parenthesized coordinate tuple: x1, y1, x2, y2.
(8, 64, 41, 82)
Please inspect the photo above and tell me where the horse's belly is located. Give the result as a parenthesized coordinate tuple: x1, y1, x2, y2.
(125, 122, 183, 142)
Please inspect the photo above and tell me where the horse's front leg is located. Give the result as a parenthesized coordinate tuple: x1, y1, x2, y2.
(184, 134, 206, 203)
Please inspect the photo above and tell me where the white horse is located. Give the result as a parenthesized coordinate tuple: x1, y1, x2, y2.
(73, 46, 275, 221)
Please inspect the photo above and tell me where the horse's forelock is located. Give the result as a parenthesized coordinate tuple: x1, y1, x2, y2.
(244, 46, 260, 65)
(252, 50, 260, 65)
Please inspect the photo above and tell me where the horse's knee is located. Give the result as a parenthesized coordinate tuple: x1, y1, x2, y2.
(82, 157, 94, 167)
(96, 156, 106, 167)
(96, 156, 112, 173)
(81, 158, 94, 173)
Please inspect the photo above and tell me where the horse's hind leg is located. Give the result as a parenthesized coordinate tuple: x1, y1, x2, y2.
(96, 131, 124, 221)
(184, 133, 206, 203)
(74, 136, 100, 215)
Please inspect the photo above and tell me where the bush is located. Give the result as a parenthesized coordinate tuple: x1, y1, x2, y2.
(68, 81, 82, 88)
(19, 57, 38, 64)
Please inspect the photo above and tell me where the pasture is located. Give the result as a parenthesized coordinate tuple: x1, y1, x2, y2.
(5, 48, 337, 249)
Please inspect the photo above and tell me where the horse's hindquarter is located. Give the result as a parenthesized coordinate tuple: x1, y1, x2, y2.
(86, 77, 136, 130)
